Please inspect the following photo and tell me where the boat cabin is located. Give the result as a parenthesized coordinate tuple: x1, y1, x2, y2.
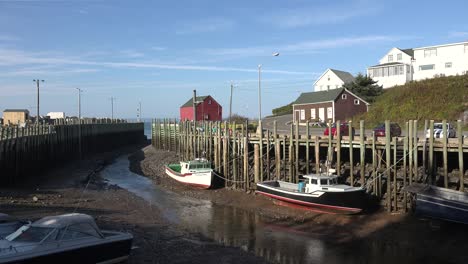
(302, 174, 340, 193)
(180, 158, 212, 174)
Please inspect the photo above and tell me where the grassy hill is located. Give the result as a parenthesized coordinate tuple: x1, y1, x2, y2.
(355, 75, 468, 126)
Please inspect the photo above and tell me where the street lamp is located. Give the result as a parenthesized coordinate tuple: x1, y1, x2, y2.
(33, 79, 44, 124)
(258, 52, 280, 123)
(76, 88, 82, 159)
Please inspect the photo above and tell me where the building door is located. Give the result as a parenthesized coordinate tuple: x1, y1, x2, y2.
(318, 108, 325, 122)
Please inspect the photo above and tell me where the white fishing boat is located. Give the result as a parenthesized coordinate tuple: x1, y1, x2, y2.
(164, 158, 213, 189)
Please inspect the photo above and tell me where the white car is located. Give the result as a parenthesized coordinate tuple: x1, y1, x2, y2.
(426, 122, 456, 138)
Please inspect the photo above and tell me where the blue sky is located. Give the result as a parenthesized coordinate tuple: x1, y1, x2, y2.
(1, 0, 467, 119)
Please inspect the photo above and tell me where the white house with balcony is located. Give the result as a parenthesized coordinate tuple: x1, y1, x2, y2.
(367, 41, 468, 88)
(314, 68, 355, 91)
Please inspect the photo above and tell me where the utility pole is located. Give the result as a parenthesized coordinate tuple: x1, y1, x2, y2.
(137, 101, 142, 122)
(192, 90, 197, 122)
(229, 82, 233, 123)
(258, 65, 262, 123)
(33, 79, 44, 124)
(110, 97, 116, 120)
(76, 88, 82, 159)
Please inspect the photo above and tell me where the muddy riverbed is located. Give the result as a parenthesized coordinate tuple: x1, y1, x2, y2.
(1, 144, 468, 263)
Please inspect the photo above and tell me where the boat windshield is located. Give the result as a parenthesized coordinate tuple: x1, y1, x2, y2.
(6, 226, 55, 243)
(189, 163, 211, 169)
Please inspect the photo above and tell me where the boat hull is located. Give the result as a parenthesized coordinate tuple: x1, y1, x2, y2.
(165, 165, 212, 189)
(256, 181, 366, 214)
(406, 183, 468, 224)
(0, 236, 133, 264)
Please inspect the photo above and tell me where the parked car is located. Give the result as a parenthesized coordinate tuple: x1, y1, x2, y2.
(373, 123, 402, 137)
(323, 123, 355, 136)
(426, 122, 456, 138)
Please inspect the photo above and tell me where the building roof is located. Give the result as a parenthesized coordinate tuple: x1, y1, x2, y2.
(401, 48, 414, 58)
(294, 88, 370, 106)
(294, 88, 345, 104)
(329, 69, 355, 84)
(180, 96, 209, 108)
(368, 62, 405, 68)
(3, 109, 29, 113)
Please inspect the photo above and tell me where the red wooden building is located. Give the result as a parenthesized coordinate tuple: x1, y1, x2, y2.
(180, 95, 222, 121)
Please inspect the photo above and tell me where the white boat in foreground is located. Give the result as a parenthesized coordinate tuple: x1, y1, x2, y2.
(164, 158, 213, 189)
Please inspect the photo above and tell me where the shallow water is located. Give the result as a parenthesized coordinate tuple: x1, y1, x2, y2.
(101, 155, 436, 264)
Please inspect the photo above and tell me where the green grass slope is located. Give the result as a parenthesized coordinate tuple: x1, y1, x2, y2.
(356, 75, 468, 126)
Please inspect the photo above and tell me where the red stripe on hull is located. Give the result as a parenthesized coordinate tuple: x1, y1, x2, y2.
(256, 191, 362, 214)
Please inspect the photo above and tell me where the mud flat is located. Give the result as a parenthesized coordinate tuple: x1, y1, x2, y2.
(130, 146, 468, 264)
(0, 145, 267, 264)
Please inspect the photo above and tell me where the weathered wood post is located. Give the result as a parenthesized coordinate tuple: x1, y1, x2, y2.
(327, 121, 332, 163)
(289, 123, 294, 182)
(349, 120, 354, 186)
(393, 138, 398, 211)
(266, 129, 270, 180)
(315, 136, 320, 174)
(423, 120, 428, 173)
(403, 128, 408, 212)
(408, 120, 413, 183)
(259, 120, 264, 182)
(413, 120, 418, 181)
(336, 120, 341, 176)
(458, 120, 464, 191)
(295, 121, 299, 182)
(306, 121, 310, 175)
(429, 120, 434, 184)
(244, 120, 249, 191)
(385, 120, 391, 212)
(274, 121, 281, 179)
(442, 120, 448, 188)
(372, 131, 377, 195)
(360, 120, 365, 186)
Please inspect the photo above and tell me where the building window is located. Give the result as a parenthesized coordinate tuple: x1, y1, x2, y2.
(327, 75, 330, 81)
(300, 110, 305, 120)
(445, 62, 452, 68)
(327, 107, 333, 119)
(342, 94, 347, 100)
(389, 66, 395, 76)
(388, 55, 393, 62)
(419, 64, 435, 71)
(208, 100, 212, 105)
(397, 53, 402, 61)
(327, 85, 330, 90)
(424, 48, 437, 58)
(383, 67, 388, 76)
(399, 65, 404, 75)
(354, 99, 360, 105)
(311, 109, 316, 119)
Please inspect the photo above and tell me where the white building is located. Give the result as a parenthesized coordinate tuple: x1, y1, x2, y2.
(47, 112, 66, 119)
(314, 68, 355, 92)
(368, 41, 468, 88)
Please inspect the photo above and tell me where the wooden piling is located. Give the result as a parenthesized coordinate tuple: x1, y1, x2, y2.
(360, 120, 365, 186)
(385, 120, 391, 212)
(306, 121, 310, 175)
(458, 120, 464, 191)
(443, 120, 448, 188)
(429, 120, 434, 184)
(349, 120, 354, 186)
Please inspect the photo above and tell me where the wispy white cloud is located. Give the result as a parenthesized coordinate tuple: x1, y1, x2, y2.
(448, 31, 468, 38)
(0, 67, 100, 77)
(120, 49, 145, 58)
(261, 1, 381, 28)
(0, 47, 309, 75)
(203, 35, 404, 57)
(151, 46, 166, 51)
(175, 18, 235, 34)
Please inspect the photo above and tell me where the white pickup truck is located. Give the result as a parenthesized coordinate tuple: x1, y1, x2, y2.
(426, 122, 456, 138)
